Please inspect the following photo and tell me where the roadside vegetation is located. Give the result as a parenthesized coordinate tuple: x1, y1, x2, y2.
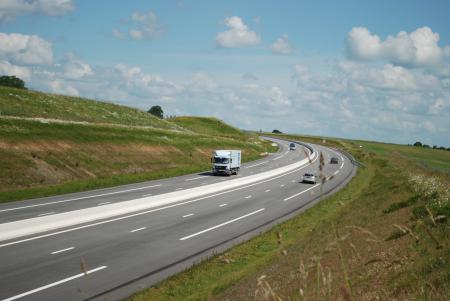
(129, 133, 449, 301)
(0, 87, 276, 203)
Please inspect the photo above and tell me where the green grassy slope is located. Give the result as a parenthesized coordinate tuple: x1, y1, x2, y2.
(0, 88, 276, 202)
(168, 116, 246, 138)
(355, 140, 450, 174)
(0, 86, 178, 129)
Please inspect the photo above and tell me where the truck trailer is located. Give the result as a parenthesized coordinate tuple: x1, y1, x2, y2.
(212, 150, 241, 176)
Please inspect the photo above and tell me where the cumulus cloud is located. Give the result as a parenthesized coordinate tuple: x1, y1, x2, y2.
(0, 0, 74, 22)
(0, 32, 53, 65)
(48, 79, 79, 96)
(216, 16, 260, 48)
(113, 11, 165, 40)
(63, 54, 93, 79)
(346, 26, 447, 67)
(114, 64, 182, 98)
(271, 34, 295, 54)
(0, 60, 31, 80)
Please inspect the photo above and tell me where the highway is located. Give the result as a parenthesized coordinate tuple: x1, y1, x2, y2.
(0, 137, 356, 301)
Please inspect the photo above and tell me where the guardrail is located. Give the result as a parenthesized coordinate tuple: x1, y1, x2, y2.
(337, 148, 366, 168)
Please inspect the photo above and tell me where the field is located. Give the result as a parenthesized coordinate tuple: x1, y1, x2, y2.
(129, 134, 449, 301)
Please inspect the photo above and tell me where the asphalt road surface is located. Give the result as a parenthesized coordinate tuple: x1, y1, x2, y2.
(0, 137, 356, 301)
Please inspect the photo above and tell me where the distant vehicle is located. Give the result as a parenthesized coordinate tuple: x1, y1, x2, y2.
(289, 143, 296, 150)
(302, 173, 316, 184)
(212, 150, 241, 176)
(330, 157, 339, 164)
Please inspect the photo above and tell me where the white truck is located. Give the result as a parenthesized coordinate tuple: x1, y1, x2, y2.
(212, 150, 241, 176)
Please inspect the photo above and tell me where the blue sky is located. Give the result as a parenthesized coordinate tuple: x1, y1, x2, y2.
(0, 0, 449, 146)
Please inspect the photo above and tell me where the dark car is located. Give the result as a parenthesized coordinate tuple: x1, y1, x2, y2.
(330, 157, 339, 164)
(289, 143, 296, 150)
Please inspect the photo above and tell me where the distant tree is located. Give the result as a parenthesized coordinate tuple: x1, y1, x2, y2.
(433, 145, 437, 149)
(438, 146, 445, 150)
(423, 144, 430, 148)
(0, 75, 26, 89)
(413, 141, 422, 147)
(447, 148, 450, 151)
(272, 129, 282, 134)
(147, 105, 163, 118)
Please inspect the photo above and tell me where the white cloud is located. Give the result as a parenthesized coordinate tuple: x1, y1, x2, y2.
(216, 16, 260, 48)
(269, 86, 290, 106)
(346, 26, 446, 67)
(0, 0, 74, 22)
(271, 34, 295, 54)
(0, 32, 53, 65)
(63, 54, 93, 79)
(0, 60, 31, 80)
(114, 64, 182, 98)
(48, 79, 79, 96)
(114, 11, 165, 40)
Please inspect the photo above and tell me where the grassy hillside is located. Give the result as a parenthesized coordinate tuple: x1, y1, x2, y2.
(168, 116, 246, 138)
(0, 86, 178, 129)
(356, 140, 450, 174)
(129, 134, 449, 301)
(0, 88, 276, 202)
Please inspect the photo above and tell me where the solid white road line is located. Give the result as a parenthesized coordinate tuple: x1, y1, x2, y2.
(245, 195, 252, 199)
(333, 170, 340, 176)
(284, 184, 320, 201)
(265, 189, 271, 192)
(182, 213, 194, 218)
(50, 247, 74, 255)
(1, 266, 107, 301)
(280, 184, 285, 187)
(141, 193, 153, 197)
(0, 159, 317, 248)
(185, 176, 208, 181)
(97, 202, 111, 206)
(219, 204, 227, 207)
(175, 188, 183, 191)
(0, 185, 162, 213)
(130, 227, 146, 233)
(179, 208, 265, 241)
(37, 212, 55, 217)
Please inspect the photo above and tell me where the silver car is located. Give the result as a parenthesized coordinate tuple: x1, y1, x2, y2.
(289, 143, 296, 150)
(302, 173, 316, 184)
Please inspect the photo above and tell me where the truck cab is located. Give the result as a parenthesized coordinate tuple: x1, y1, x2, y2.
(212, 150, 241, 176)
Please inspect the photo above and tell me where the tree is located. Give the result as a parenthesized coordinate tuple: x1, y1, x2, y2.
(147, 105, 163, 118)
(413, 141, 422, 147)
(0, 75, 26, 89)
(272, 129, 282, 134)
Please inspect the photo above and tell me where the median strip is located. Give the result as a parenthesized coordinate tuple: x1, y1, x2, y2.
(179, 208, 265, 241)
(0, 184, 162, 213)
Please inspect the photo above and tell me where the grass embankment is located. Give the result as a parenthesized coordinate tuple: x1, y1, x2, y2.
(168, 116, 246, 139)
(0, 87, 276, 203)
(0, 86, 177, 129)
(129, 135, 449, 301)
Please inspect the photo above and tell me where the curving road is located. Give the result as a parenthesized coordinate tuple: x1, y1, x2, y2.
(0, 137, 356, 301)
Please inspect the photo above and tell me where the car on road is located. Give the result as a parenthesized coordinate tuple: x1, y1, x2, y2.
(330, 157, 339, 164)
(302, 173, 316, 184)
(289, 143, 296, 150)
